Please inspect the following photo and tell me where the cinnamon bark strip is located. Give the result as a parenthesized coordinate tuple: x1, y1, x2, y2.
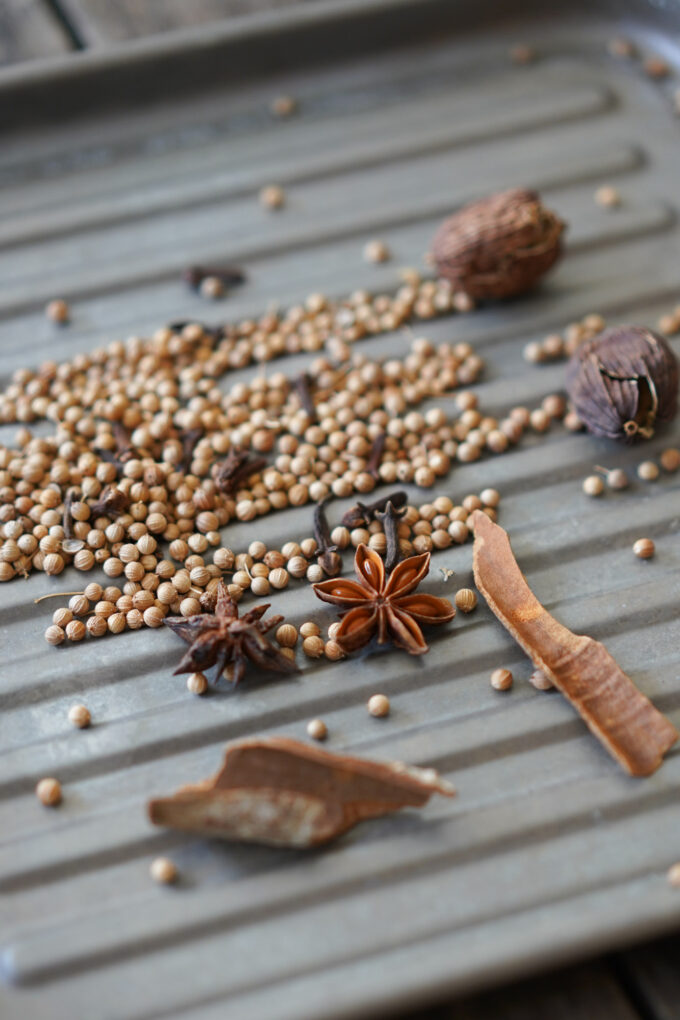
(148, 736, 454, 847)
(471, 511, 677, 776)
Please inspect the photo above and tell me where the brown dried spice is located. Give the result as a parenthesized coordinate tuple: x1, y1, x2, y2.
(566, 326, 679, 441)
(148, 736, 454, 847)
(471, 512, 678, 776)
(213, 447, 268, 495)
(164, 579, 298, 685)
(313, 544, 455, 655)
(431, 188, 565, 299)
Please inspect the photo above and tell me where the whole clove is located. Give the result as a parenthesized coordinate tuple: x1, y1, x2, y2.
(178, 427, 203, 475)
(365, 432, 386, 479)
(213, 448, 268, 495)
(566, 325, 679, 441)
(89, 486, 130, 519)
(61, 488, 84, 555)
(313, 498, 342, 577)
(292, 372, 317, 421)
(148, 736, 455, 847)
(376, 500, 406, 573)
(341, 490, 407, 530)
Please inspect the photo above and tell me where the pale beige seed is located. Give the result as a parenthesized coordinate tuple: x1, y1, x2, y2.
(65, 619, 86, 642)
(36, 777, 62, 806)
(633, 537, 655, 560)
(300, 621, 321, 638)
(269, 567, 289, 589)
(306, 718, 327, 741)
(637, 460, 659, 482)
(276, 623, 298, 648)
(45, 624, 65, 646)
(523, 341, 545, 364)
(143, 606, 165, 628)
(367, 693, 390, 717)
(324, 640, 345, 661)
(583, 475, 605, 497)
(87, 615, 108, 637)
(660, 448, 680, 472)
(480, 488, 500, 508)
(667, 862, 680, 888)
(595, 185, 621, 208)
(490, 668, 513, 691)
(260, 184, 285, 210)
(455, 588, 477, 613)
(53, 607, 73, 628)
(150, 857, 178, 885)
(363, 239, 390, 264)
(529, 668, 554, 691)
(187, 672, 208, 695)
(271, 94, 297, 117)
(46, 298, 69, 324)
(510, 43, 535, 64)
(250, 576, 270, 597)
(643, 55, 669, 78)
(328, 621, 342, 641)
(44, 552, 65, 575)
(68, 704, 91, 728)
(200, 276, 224, 300)
(303, 635, 325, 658)
(604, 468, 628, 490)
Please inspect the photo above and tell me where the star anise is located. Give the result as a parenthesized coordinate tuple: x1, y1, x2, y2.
(312, 544, 455, 655)
(164, 580, 299, 685)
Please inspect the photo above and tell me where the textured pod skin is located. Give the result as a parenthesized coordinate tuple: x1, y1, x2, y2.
(566, 326, 679, 440)
(431, 188, 565, 299)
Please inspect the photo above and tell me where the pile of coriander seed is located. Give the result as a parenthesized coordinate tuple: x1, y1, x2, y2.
(0, 277, 568, 652)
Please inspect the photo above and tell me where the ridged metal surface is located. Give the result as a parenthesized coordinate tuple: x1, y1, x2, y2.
(2, 4, 680, 1017)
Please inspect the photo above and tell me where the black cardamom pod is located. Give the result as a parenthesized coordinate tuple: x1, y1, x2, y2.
(566, 326, 679, 440)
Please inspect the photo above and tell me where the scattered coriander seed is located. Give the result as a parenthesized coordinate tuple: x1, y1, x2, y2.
(65, 619, 86, 642)
(260, 184, 285, 210)
(480, 488, 500, 508)
(327, 621, 342, 641)
(150, 856, 178, 885)
(271, 94, 297, 117)
(53, 607, 73, 628)
(46, 298, 69, 324)
(633, 537, 655, 560)
(250, 576, 270, 597)
(300, 621, 321, 638)
(363, 239, 390, 264)
(68, 704, 91, 728)
(608, 36, 635, 58)
(529, 668, 554, 691)
(583, 475, 605, 497)
(87, 615, 108, 637)
(599, 466, 629, 490)
(324, 640, 345, 661)
(44, 624, 65, 646)
(523, 341, 545, 364)
(490, 668, 513, 691)
(643, 55, 669, 78)
(187, 672, 208, 695)
(455, 588, 477, 613)
(276, 623, 298, 647)
(269, 567, 289, 589)
(660, 448, 680, 472)
(529, 408, 550, 433)
(36, 777, 62, 806)
(367, 693, 390, 717)
(667, 862, 680, 888)
(199, 276, 224, 300)
(637, 460, 660, 482)
(306, 718, 327, 741)
(510, 43, 535, 64)
(595, 185, 621, 209)
(303, 635, 325, 658)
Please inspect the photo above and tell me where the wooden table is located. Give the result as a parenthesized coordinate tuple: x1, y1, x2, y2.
(2, 2, 679, 1017)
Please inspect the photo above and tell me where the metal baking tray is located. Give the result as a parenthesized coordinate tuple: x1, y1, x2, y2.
(1, 1, 680, 1016)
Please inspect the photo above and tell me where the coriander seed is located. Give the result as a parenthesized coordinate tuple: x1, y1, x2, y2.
(306, 718, 327, 741)
(260, 184, 285, 210)
(44, 624, 65, 645)
(187, 672, 208, 695)
(363, 240, 390, 264)
(150, 857, 178, 885)
(529, 668, 554, 690)
(324, 640, 344, 661)
(637, 460, 659, 482)
(660, 448, 680, 473)
(367, 693, 390, 717)
(455, 588, 477, 613)
(36, 777, 62, 806)
(46, 299, 70, 324)
(276, 623, 298, 647)
(490, 668, 513, 691)
(300, 621, 321, 638)
(68, 704, 91, 728)
(583, 475, 605, 497)
(595, 185, 621, 209)
(667, 863, 680, 888)
(633, 537, 655, 559)
(303, 635, 325, 658)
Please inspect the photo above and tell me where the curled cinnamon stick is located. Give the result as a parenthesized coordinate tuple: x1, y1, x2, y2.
(471, 511, 678, 776)
(148, 736, 454, 847)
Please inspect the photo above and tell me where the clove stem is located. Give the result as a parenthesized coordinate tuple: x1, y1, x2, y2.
(293, 373, 317, 421)
(376, 501, 405, 574)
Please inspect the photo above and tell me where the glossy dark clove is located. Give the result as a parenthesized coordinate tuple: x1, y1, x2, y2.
(341, 490, 407, 530)
(90, 486, 130, 519)
(376, 500, 406, 574)
(178, 427, 203, 475)
(214, 448, 268, 495)
(313, 497, 342, 577)
(365, 432, 386, 479)
(293, 373, 317, 422)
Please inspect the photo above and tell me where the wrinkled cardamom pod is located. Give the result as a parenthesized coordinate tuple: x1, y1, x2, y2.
(566, 326, 679, 440)
(430, 188, 565, 299)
